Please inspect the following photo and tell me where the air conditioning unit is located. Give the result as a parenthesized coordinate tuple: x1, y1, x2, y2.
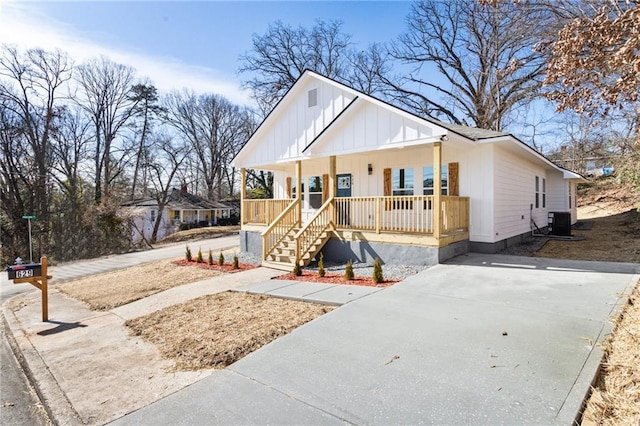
(548, 212, 571, 236)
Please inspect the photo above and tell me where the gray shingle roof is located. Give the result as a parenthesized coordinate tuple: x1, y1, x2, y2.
(431, 120, 508, 140)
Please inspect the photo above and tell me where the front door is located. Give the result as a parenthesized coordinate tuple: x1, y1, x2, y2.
(336, 174, 351, 226)
(336, 174, 352, 197)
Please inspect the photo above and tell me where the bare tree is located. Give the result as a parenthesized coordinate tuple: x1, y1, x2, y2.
(239, 20, 354, 113)
(144, 134, 188, 243)
(163, 91, 251, 201)
(49, 105, 93, 259)
(75, 56, 139, 204)
(0, 45, 72, 259)
(383, 0, 554, 130)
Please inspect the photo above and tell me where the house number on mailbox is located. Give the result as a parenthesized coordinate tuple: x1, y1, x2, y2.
(15, 269, 34, 279)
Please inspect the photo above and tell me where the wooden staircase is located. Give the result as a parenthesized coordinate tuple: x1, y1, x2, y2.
(262, 198, 335, 271)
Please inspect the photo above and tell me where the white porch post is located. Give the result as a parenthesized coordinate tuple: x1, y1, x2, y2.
(295, 160, 302, 225)
(240, 168, 246, 225)
(433, 141, 442, 240)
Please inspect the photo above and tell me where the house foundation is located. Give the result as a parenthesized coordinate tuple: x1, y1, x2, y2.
(240, 230, 469, 267)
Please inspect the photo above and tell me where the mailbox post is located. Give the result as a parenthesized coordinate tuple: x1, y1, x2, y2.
(7, 256, 51, 321)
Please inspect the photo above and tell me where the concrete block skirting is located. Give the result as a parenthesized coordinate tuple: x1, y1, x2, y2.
(469, 231, 533, 254)
(240, 230, 263, 258)
(241, 230, 469, 266)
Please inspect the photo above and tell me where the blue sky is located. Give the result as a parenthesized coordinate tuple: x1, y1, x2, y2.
(1, 1, 412, 104)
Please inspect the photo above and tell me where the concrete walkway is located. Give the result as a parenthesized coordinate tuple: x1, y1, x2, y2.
(3, 253, 638, 425)
(112, 254, 638, 425)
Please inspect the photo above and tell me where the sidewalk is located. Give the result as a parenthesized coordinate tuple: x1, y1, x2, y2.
(2, 266, 381, 426)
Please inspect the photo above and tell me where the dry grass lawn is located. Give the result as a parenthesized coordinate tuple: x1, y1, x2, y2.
(535, 178, 639, 264)
(582, 281, 640, 425)
(55, 259, 223, 310)
(157, 225, 239, 244)
(126, 292, 334, 371)
(534, 208, 640, 263)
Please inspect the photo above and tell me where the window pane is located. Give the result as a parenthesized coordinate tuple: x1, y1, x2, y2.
(308, 176, 322, 192)
(422, 165, 448, 194)
(392, 168, 413, 190)
(309, 194, 322, 209)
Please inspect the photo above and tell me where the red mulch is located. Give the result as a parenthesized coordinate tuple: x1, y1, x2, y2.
(275, 271, 398, 287)
(172, 259, 259, 273)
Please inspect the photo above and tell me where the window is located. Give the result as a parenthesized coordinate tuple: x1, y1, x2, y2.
(535, 176, 540, 208)
(569, 183, 572, 209)
(392, 168, 414, 209)
(308, 176, 323, 209)
(542, 178, 546, 208)
(150, 210, 156, 222)
(422, 165, 448, 195)
(308, 88, 318, 107)
(392, 168, 414, 196)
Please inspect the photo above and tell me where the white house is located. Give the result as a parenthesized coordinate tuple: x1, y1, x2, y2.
(232, 70, 585, 269)
(121, 188, 233, 244)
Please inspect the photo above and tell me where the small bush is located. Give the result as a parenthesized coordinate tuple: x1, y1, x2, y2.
(318, 254, 325, 278)
(185, 245, 192, 262)
(293, 262, 302, 276)
(196, 247, 203, 263)
(344, 259, 354, 280)
(208, 249, 213, 265)
(372, 257, 384, 284)
(218, 251, 225, 266)
(232, 253, 239, 269)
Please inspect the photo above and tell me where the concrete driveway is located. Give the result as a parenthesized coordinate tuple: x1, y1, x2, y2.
(114, 253, 639, 425)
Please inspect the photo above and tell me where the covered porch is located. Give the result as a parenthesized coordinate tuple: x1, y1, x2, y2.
(239, 141, 470, 269)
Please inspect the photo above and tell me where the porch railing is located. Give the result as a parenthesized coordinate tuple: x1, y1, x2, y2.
(295, 197, 334, 265)
(261, 199, 301, 260)
(243, 199, 293, 225)
(333, 195, 469, 234)
(440, 196, 470, 233)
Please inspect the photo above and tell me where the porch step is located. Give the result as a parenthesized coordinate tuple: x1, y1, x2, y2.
(262, 260, 296, 272)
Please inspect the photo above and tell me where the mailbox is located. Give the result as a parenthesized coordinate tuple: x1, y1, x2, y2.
(7, 263, 42, 280)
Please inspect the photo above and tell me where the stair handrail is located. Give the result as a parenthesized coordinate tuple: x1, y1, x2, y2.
(261, 198, 301, 261)
(294, 197, 334, 264)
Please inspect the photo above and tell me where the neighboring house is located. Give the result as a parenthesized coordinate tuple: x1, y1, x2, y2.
(550, 148, 616, 178)
(121, 188, 232, 243)
(232, 70, 585, 270)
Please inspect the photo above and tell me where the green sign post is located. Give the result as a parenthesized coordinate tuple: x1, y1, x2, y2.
(22, 215, 36, 263)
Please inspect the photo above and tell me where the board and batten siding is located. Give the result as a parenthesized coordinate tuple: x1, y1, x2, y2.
(466, 144, 494, 243)
(309, 101, 438, 157)
(493, 145, 547, 241)
(242, 81, 356, 168)
(272, 142, 468, 200)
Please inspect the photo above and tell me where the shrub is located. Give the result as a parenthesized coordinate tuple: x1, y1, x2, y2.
(344, 259, 354, 280)
(293, 262, 302, 276)
(208, 249, 213, 265)
(185, 245, 192, 262)
(318, 254, 325, 278)
(218, 251, 225, 266)
(372, 257, 384, 284)
(196, 247, 203, 263)
(232, 253, 239, 269)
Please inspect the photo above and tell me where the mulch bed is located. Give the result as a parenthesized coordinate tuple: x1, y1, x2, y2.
(275, 271, 398, 287)
(172, 259, 259, 273)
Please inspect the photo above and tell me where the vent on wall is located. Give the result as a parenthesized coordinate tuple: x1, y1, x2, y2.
(308, 88, 318, 107)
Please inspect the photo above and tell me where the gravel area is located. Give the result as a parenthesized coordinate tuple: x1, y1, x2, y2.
(498, 235, 550, 257)
(238, 251, 428, 281)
